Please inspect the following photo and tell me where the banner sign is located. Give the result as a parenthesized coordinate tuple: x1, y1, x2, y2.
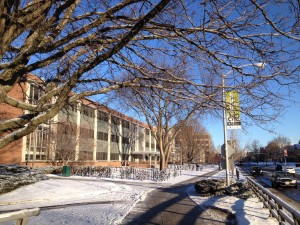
(225, 90, 241, 129)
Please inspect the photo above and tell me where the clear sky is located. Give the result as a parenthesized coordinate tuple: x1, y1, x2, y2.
(204, 90, 300, 150)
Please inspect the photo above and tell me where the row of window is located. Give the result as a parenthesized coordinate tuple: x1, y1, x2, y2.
(145, 142, 156, 148)
(25, 154, 47, 161)
(26, 151, 159, 162)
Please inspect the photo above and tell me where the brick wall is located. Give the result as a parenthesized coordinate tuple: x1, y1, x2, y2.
(0, 82, 26, 164)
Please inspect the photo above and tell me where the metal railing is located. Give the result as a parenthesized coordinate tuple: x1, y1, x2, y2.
(247, 177, 300, 225)
(0, 208, 40, 225)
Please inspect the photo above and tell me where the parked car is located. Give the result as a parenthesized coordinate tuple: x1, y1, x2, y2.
(275, 164, 283, 171)
(285, 167, 295, 174)
(250, 166, 263, 176)
(271, 171, 297, 189)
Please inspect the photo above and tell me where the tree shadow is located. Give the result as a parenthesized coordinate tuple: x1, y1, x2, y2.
(122, 179, 236, 225)
(231, 198, 250, 225)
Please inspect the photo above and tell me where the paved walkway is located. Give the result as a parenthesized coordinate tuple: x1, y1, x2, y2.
(120, 170, 235, 225)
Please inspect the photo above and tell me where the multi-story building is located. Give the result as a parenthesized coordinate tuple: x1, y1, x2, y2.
(0, 74, 160, 167)
(174, 126, 212, 164)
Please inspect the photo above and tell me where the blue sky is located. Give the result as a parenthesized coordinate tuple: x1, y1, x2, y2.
(205, 90, 300, 150)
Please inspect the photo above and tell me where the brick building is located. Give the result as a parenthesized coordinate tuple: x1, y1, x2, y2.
(174, 126, 212, 164)
(0, 75, 160, 167)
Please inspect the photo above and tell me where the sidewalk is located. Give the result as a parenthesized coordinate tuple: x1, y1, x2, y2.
(120, 169, 278, 225)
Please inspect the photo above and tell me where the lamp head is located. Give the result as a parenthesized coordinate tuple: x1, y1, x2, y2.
(253, 62, 266, 69)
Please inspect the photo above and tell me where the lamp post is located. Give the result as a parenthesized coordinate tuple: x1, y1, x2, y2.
(222, 62, 265, 186)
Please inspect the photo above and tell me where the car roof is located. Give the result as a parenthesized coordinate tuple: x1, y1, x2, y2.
(274, 171, 293, 176)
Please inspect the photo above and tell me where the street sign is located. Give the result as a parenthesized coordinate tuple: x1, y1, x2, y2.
(221, 143, 235, 158)
(284, 149, 288, 157)
(225, 90, 241, 129)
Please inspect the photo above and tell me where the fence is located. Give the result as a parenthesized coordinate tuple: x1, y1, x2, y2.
(63, 164, 211, 181)
(0, 208, 40, 225)
(247, 177, 300, 225)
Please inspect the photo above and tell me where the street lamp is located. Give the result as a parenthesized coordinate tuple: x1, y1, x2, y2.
(223, 62, 266, 186)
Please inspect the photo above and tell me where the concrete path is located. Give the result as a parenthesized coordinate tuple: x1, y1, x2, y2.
(120, 170, 235, 225)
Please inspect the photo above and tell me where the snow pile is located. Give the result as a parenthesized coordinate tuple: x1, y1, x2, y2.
(0, 165, 48, 194)
(188, 170, 278, 225)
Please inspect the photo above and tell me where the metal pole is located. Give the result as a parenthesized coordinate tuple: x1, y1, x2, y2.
(222, 74, 230, 186)
(220, 62, 265, 186)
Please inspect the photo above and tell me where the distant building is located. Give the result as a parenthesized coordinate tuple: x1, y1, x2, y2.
(293, 144, 300, 150)
(174, 126, 212, 164)
(0, 74, 160, 167)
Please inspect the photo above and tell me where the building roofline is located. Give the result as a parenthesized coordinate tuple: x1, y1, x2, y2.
(24, 73, 153, 130)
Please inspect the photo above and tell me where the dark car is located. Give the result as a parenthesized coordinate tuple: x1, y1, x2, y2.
(271, 171, 297, 189)
(250, 166, 263, 176)
(275, 164, 283, 171)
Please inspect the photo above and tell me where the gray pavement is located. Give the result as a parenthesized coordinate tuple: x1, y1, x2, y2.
(120, 170, 236, 225)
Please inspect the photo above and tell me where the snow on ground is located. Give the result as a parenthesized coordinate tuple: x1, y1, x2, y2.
(187, 170, 278, 225)
(0, 166, 278, 225)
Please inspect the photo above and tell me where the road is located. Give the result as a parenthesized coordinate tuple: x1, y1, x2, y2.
(239, 162, 300, 210)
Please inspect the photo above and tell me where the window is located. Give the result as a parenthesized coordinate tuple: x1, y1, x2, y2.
(111, 134, 119, 143)
(112, 116, 119, 125)
(80, 127, 94, 139)
(96, 152, 107, 160)
(122, 120, 130, 129)
(79, 151, 93, 161)
(81, 105, 94, 117)
(28, 85, 43, 104)
(110, 153, 119, 160)
(122, 137, 129, 144)
(69, 104, 77, 112)
(97, 131, 108, 141)
(25, 125, 50, 161)
(98, 111, 108, 122)
(146, 129, 150, 135)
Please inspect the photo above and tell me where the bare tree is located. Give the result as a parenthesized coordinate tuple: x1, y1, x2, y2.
(51, 122, 77, 166)
(228, 130, 246, 162)
(1, 0, 300, 150)
(247, 139, 261, 163)
(176, 119, 212, 164)
(117, 62, 207, 170)
(265, 135, 291, 162)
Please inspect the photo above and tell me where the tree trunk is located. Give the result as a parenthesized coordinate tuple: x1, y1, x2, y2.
(160, 154, 168, 171)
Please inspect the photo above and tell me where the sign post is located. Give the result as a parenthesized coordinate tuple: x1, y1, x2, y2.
(284, 149, 288, 169)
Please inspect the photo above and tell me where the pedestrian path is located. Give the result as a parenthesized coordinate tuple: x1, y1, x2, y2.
(119, 169, 234, 225)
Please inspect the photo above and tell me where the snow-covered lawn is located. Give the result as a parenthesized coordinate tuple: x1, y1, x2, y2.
(0, 166, 278, 225)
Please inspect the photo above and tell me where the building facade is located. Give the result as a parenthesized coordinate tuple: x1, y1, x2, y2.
(0, 75, 160, 167)
(174, 126, 212, 164)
